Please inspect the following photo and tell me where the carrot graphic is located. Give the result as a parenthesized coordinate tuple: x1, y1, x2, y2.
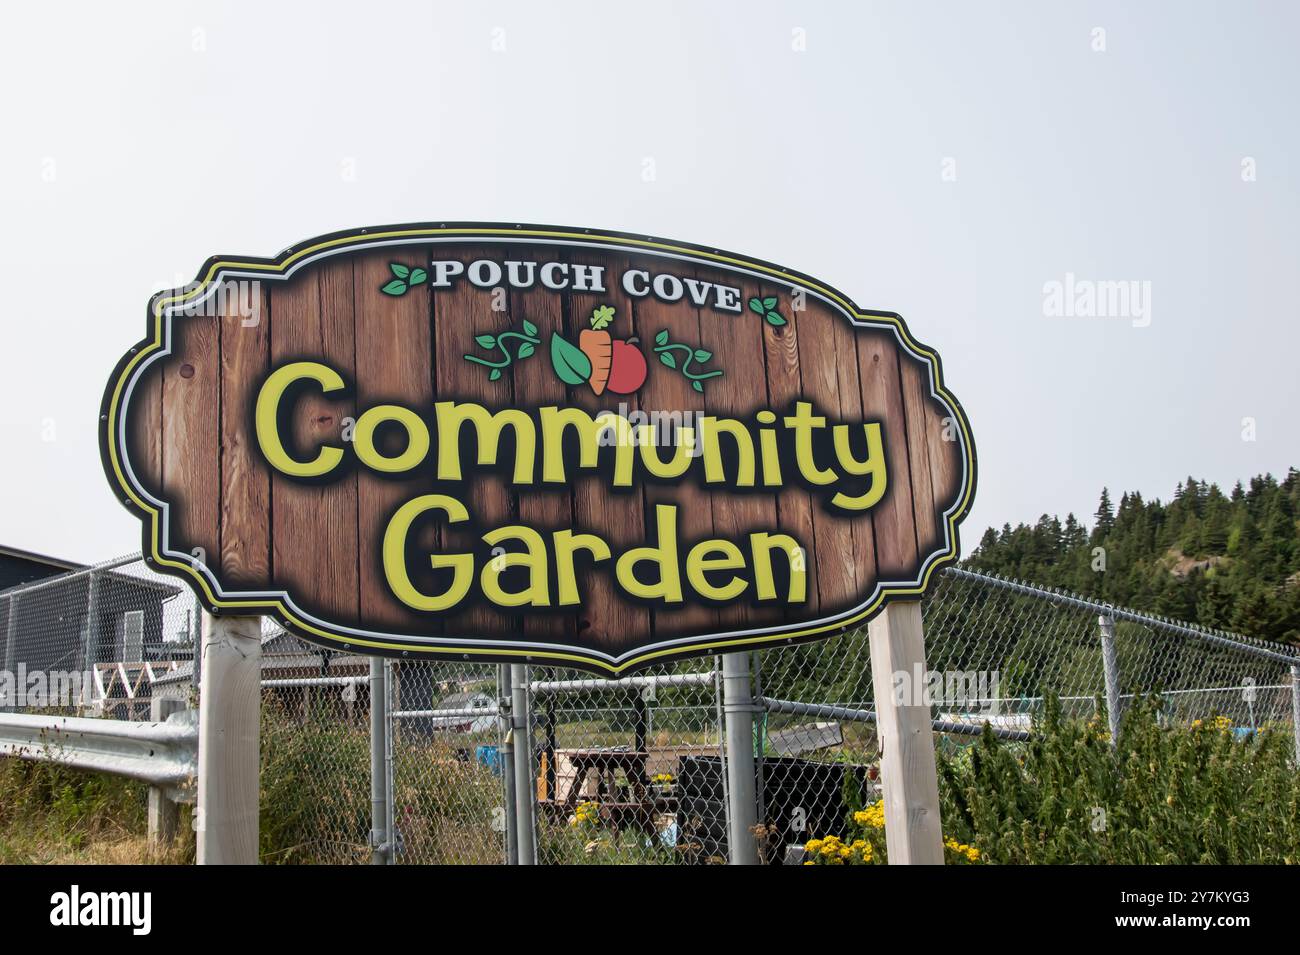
(579, 305, 615, 395)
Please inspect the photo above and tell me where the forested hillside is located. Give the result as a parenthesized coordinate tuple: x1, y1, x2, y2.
(964, 470, 1300, 647)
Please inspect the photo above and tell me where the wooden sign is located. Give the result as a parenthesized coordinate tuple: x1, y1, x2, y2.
(101, 224, 976, 674)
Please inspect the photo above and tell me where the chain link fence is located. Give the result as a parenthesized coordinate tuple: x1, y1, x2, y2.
(2, 553, 1298, 864)
(0, 556, 197, 718)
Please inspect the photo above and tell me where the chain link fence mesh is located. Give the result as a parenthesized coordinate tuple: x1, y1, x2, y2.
(526, 659, 726, 865)
(1, 553, 1297, 864)
(387, 660, 506, 864)
(0, 555, 197, 718)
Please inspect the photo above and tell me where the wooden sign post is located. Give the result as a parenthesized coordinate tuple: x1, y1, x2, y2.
(867, 601, 944, 864)
(195, 613, 261, 865)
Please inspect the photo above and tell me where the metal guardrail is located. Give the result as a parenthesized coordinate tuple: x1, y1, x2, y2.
(0, 709, 198, 788)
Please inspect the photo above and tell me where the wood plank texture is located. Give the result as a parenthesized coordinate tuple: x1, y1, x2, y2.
(269, 263, 359, 624)
(703, 273, 782, 631)
(161, 311, 219, 565)
(218, 282, 270, 587)
(565, 251, 649, 649)
(131, 242, 967, 661)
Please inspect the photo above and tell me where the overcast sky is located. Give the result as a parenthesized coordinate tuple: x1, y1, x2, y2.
(1, 0, 1296, 564)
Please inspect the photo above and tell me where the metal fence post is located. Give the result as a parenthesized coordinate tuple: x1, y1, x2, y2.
(81, 569, 100, 705)
(2, 594, 18, 712)
(510, 663, 536, 865)
(196, 613, 261, 865)
(497, 664, 519, 864)
(369, 656, 392, 864)
(384, 659, 395, 861)
(190, 593, 203, 693)
(1290, 665, 1300, 764)
(1098, 614, 1122, 749)
(722, 652, 759, 865)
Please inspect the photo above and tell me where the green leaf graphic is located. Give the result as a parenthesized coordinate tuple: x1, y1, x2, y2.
(522, 319, 538, 337)
(655, 330, 669, 346)
(747, 297, 765, 315)
(517, 342, 535, 359)
(590, 305, 615, 330)
(381, 279, 408, 296)
(762, 296, 778, 310)
(408, 267, 427, 285)
(475, 334, 497, 349)
(550, 333, 592, 385)
(390, 263, 410, 279)
(694, 349, 712, 362)
(489, 368, 502, 381)
(659, 352, 677, 369)
(692, 380, 703, 393)
(764, 311, 787, 327)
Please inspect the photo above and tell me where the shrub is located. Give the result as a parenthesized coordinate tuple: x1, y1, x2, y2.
(939, 694, 1300, 864)
(805, 694, 1300, 865)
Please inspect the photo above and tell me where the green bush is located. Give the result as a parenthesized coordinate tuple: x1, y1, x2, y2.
(937, 694, 1300, 864)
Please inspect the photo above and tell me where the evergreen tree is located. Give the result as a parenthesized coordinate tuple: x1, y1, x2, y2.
(966, 470, 1300, 647)
(1093, 488, 1115, 540)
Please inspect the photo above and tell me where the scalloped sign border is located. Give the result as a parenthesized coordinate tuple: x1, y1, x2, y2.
(100, 223, 977, 674)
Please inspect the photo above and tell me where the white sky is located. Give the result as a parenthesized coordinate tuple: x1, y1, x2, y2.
(1, 0, 1296, 564)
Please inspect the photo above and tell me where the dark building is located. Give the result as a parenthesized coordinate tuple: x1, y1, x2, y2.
(1, 547, 185, 712)
(0, 545, 80, 592)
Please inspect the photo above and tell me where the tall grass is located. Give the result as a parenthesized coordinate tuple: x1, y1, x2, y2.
(0, 757, 188, 863)
(258, 699, 505, 864)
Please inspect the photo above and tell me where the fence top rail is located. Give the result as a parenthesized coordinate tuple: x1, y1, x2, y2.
(530, 671, 718, 694)
(5, 553, 1294, 669)
(0, 552, 151, 599)
(941, 566, 1300, 667)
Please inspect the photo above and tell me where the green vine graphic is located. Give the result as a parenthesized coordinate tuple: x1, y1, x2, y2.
(653, 330, 723, 392)
(463, 319, 541, 381)
(748, 295, 786, 327)
(380, 262, 428, 296)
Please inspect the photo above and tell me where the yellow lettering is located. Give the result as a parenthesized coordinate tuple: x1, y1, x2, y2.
(637, 424, 696, 479)
(784, 401, 835, 485)
(382, 495, 473, 611)
(700, 417, 755, 486)
(685, 540, 747, 601)
(749, 531, 807, 603)
(481, 525, 550, 607)
(254, 362, 345, 478)
(615, 504, 682, 602)
(554, 530, 612, 606)
(830, 423, 887, 511)
(435, 401, 535, 483)
(353, 404, 430, 474)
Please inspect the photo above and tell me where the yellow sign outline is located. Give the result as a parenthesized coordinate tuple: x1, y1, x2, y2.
(103, 225, 976, 674)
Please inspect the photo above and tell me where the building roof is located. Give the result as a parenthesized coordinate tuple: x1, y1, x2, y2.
(0, 544, 82, 572)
